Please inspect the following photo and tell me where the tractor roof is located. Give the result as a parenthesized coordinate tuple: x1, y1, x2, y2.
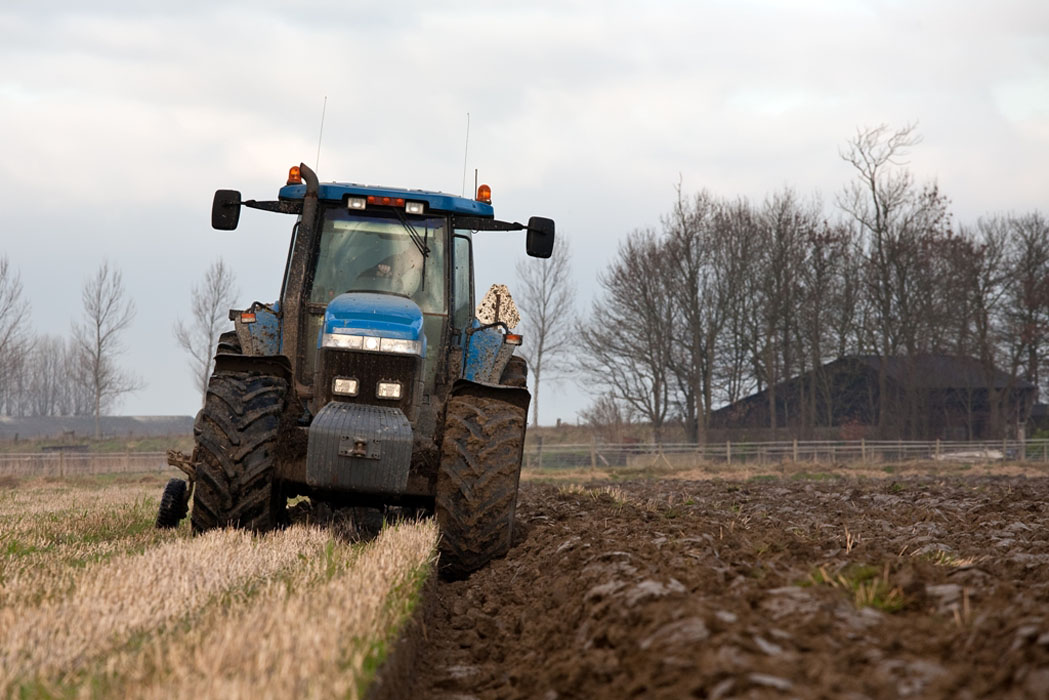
(278, 181, 495, 217)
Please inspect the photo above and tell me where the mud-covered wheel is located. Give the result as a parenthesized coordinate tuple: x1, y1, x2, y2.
(155, 478, 189, 529)
(501, 356, 528, 387)
(436, 394, 527, 577)
(216, 330, 241, 355)
(191, 371, 287, 533)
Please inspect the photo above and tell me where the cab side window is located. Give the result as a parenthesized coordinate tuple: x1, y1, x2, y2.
(452, 233, 473, 329)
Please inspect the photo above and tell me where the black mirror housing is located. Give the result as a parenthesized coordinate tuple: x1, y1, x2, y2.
(526, 216, 555, 258)
(212, 189, 242, 230)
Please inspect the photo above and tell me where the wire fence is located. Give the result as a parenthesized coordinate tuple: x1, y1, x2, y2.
(0, 452, 172, 478)
(522, 439, 1049, 471)
(2, 439, 1048, 479)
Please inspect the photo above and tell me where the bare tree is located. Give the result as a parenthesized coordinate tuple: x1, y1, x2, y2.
(1002, 212, 1049, 400)
(514, 236, 575, 427)
(26, 335, 68, 416)
(72, 261, 141, 438)
(837, 123, 953, 435)
(580, 392, 630, 444)
(0, 256, 32, 415)
(712, 199, 763, 408)
(750, 189, 813, 432)
(797, 220, 861, 428)
(174, 259, 238, 402)
(664, 188, 756, 442)
(577, 230, 677, 443)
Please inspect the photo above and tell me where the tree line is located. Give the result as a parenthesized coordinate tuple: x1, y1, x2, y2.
(517, 125, 1048, 442)
(0, 261, 142, 437)
(0, 257, 235, 438)
(5, 125, 1046, 445)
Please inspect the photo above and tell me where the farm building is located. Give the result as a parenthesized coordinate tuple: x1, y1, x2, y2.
(710, 354, 1037, 441)
(0, 415, 193, 441)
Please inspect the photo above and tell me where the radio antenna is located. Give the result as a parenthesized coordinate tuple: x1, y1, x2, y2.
(315, 96, 328, 172)
(460, 112, 470, 196)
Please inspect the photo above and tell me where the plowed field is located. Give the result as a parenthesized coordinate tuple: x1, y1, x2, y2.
(414, 475, 1049, 699)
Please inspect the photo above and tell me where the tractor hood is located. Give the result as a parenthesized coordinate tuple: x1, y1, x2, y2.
(321, 292, 425, 348)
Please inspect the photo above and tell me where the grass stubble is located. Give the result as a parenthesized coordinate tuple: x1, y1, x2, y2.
(0, 477, 439, 699)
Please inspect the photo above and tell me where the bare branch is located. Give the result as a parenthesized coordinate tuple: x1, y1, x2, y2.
(174, 259, 238, 401)
(0, 256, 32, 415)
(72, 261, 142, 436)
(514, 236, 576, 427)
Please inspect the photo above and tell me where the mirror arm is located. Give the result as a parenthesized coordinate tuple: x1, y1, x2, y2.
(452, 216, 526, 232)
(243, 199, 303, 215)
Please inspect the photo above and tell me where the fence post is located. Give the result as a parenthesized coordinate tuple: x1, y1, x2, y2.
(59, 450, 65, 478)
(537, 435, 544, 470)
(861, 438, 866, 463)
(792, 439, 798, 462)
(590, 437, 597, 474)
(935, 439, 941, 460)
(726, 441, 731, 466)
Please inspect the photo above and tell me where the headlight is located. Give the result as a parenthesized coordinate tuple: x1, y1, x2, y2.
(322, 332, 422, 355)
(332, 377, 359, 396)
(379, 337, 421, 354)
(376, 381, 403, 399)
(322, 333, 363, 350)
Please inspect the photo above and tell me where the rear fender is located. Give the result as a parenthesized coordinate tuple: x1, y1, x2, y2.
(212, 353, 293, 384)
(449, 378, 530, 415)
(231, 302, 282, 356)
(462, 324, 517, 384)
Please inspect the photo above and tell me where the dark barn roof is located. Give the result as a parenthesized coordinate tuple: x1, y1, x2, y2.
(847, 355, 1034, 391)
(710, 354, 1037, 440)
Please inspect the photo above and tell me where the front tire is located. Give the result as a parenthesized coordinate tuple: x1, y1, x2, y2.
(191, 371, 287, 533)
(155, 478, 189, 529)
(436, 394, 527, 577)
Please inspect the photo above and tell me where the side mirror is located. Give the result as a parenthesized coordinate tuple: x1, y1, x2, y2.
(526, 216, 555, 258)
(212, 189, 242, 230)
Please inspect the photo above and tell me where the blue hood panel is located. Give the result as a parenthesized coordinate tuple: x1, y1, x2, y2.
(322, 293, 424, 342)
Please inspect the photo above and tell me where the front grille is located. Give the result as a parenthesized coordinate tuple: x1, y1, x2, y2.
(316, 348, 420, 415)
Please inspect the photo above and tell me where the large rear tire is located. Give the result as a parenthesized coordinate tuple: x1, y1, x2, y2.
(191, 371, 287, 533)
(436, 394, 527, 577)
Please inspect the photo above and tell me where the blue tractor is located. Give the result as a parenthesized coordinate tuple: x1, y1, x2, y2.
(157, 162, 554, 576)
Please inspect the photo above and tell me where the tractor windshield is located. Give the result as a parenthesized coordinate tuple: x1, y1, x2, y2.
(309, 209, 447, 314)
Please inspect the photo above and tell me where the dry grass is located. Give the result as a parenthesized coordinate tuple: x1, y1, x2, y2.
(0, 478, 439, 699)
(807, 563, 906, 613)
(0, 479, 179, 607)
(128, 521, 437, 699)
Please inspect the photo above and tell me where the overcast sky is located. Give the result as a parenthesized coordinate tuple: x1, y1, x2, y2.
(2, 0, 1047, 424)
